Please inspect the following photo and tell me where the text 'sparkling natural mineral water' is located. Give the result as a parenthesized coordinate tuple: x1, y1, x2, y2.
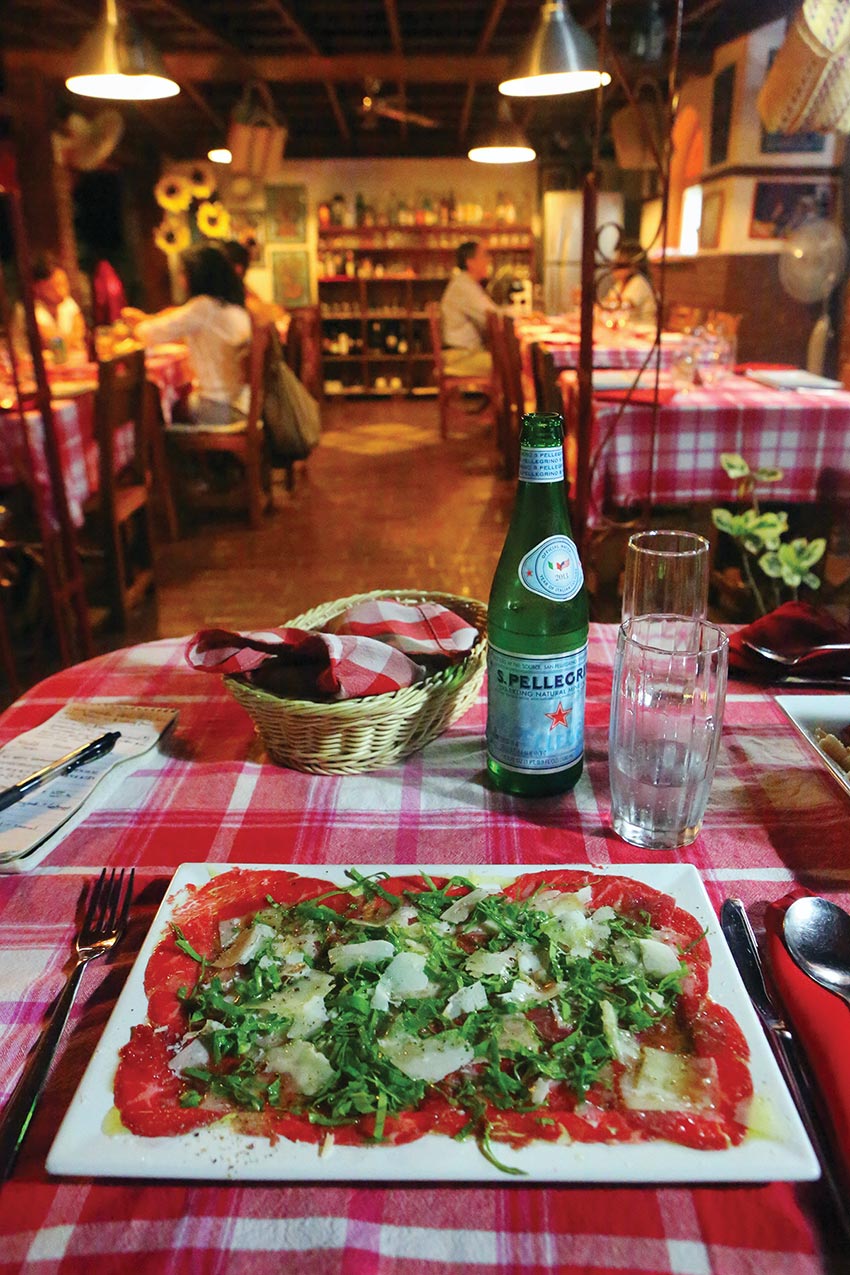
(487, 413, 589, 796)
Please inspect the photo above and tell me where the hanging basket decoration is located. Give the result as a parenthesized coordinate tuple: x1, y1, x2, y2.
(187, 162, 215, 200)
(154, 172, 193, 212)
(758, 0, 850, 133)
(154, 215, 191, 256)
(227, 81, 288, 179)
(196, 200, 231, 240)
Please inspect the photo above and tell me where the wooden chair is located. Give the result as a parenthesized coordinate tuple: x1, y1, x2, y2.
(425, 302, 496, 440)
(89, 348, 157, 628)
(500, 315, 529, 479)
(285, 305, 322, 400)
(166, 322, 271, 530)
(665, 303, 704, 333)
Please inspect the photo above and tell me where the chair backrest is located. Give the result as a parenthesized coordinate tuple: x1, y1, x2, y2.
(285, 305, 322, 398)
(665, 303, 704, 333)
(95, 347, 151, 486)
(486, 310, 508, 404)
(245, 321, 272, 436)
(501, 314, 525, 418)
(426, 302, 446, 379)
(531, 341, 560, 414)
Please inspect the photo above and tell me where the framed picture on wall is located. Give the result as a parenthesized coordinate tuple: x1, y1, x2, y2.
(265, 184, 307, 242)
(699, 190, 724, 250)
(231, 211, 264, 261)
(749, 181, 834, 240)
(271, 249, 311, 307)
(710, 63, 736, 167)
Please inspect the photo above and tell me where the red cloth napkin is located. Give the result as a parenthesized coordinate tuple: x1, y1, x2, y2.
(734, 362, 797, 375)
(729, 601, 850, 680)
(765, 888, 850, 1177)
(595, 387, 678, 406)
(186, 601, 478, 701)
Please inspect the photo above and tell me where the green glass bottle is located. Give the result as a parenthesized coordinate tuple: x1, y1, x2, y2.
(487, 413, 589, 796)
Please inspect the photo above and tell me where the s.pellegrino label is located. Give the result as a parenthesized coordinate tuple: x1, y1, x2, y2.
(487, 643, 588, 774)
(518, 444, 564, 483)
(518, 534, 583, 601)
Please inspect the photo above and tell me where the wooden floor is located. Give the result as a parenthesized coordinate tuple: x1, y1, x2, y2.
(148, 396, 514, 638)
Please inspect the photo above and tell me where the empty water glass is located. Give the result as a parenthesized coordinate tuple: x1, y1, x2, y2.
(609, 616, 728, 850)
(622, 530, 710, 622)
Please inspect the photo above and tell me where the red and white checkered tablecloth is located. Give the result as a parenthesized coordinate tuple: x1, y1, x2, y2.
(0, 348, 192, 527)
(0, 625, 847, 1274)
(518, 324, 683, 379)
(559, 372, 850, 528)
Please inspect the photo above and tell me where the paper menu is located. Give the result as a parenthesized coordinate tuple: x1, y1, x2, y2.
(0, 702, 177, 865)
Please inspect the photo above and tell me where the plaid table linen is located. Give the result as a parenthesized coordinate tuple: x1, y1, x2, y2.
(0, 349, 192, 527)
(559, 372, 850, 528)
(518, 325, 681, 379)
(0, 625, 848, 1273)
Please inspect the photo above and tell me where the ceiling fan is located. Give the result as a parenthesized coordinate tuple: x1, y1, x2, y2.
(357, 80, 440, 130)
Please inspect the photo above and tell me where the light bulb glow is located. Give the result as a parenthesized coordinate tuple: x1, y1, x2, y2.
(500, 70, 610, 97)
(208, 147, 233, 164)
(468, 145, 537, 164)
(66, 72, 179, 100)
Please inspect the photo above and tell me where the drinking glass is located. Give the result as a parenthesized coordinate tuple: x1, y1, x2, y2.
(622, 530, 709, 623)
(609, 616, 728, 849)
(671, 337, 697, 389)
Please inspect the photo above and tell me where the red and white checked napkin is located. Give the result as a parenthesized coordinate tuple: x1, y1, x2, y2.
(186, 601, 477, 701)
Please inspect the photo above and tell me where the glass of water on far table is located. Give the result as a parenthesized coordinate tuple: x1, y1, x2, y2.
(609, 616, 728, 849)
(622, 530, 710, 623)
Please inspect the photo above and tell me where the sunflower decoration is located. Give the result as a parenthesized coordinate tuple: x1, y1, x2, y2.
(154, 173, 193, 213)
(154, 215, 191, 256)
(196, 200, 231, 240)
(187, 163, 214, 200)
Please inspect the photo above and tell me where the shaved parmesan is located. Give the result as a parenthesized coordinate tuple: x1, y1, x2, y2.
(444, 981, 488, 1019)
(167, 1035, 210, 1074)
(638, 938, 681, 978)
(498, 1013, 540, 1053)
(263, 970, 335, 1040)
(600, 999, 639, 1065)
(464, 947, 517, 980)
(500, 977, 548, 1006)
(380, 951, 431, 997)
(621, 1048, 692, 1111)
(265, 1041, 336, 1095)
(378, 1030, 474, 1083)
(440, 885, 500, 924)
(328, 939, 395, 971)
(214, 921, 276, 969)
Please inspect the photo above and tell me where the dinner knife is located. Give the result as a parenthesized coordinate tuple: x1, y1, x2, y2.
(720, 898, 850, 1239)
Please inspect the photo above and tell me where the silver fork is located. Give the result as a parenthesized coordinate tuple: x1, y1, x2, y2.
(0, 867, 134, 1180)
(744, 640, 850, 667)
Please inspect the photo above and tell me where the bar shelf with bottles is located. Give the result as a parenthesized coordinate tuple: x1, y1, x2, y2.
(317, 202, 535, 397)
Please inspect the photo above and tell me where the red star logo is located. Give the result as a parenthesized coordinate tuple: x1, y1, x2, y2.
(526, 569, 533, 577)
(545, 702, 571, 730)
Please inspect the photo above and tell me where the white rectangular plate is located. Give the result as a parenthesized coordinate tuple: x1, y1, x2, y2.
(776, 694, 850, 800)
(745, 368, 843, 392)
(47, 863, 818, 1183)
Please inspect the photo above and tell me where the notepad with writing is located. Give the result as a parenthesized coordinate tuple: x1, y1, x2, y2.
(0, 702, 177, 868)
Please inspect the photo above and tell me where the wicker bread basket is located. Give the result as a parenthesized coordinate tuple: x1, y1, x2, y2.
(224, 589, 488, 774)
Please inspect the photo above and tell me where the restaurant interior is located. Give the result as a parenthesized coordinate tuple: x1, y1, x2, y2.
(1, 1, 850, 1272)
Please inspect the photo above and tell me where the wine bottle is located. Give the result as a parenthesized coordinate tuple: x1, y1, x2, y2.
(486, 413, 589, 796)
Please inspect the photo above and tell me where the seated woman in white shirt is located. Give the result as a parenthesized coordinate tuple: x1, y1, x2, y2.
(122, 244, 252, 426)
(600, 252, 657, 326)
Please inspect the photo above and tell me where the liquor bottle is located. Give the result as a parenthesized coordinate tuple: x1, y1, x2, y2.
(486, 413, 589, 796)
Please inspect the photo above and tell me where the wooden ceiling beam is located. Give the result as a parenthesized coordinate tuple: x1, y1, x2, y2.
(383, 0, 407, 139)
(6, 48, 510, 85)
(459, 0, 508, 142)
(260, 0, 350, 141)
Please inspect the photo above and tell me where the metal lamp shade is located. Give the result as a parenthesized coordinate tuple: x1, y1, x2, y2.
(66, 0, 179, 101)
(500, 0, 610, 97)
(468, 114, 536, 164)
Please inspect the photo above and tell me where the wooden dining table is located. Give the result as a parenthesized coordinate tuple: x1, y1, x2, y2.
(0, 625, 847, 1273)
(0, 345, 193, 527)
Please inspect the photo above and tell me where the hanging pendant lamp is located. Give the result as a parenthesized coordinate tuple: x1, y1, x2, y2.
(468, 103, 536, 164)
(499, 0, 610, 98)
(66, 0, 180, 102)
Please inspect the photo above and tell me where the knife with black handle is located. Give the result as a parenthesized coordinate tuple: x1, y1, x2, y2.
(720, 898, 850, 1239)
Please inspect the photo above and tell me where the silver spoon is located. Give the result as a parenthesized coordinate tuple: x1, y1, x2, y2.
(744, 641, 850, 668)
(783, 896, 850, 1009)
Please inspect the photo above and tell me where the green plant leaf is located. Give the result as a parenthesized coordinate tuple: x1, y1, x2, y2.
(711, 508, 737, 534)
(758, 551, 783, 579)
(720, 453, 750, 479)
(751, 466, 783, 483)
(795, 538, 826, 569)
(802, 571, 822, 590)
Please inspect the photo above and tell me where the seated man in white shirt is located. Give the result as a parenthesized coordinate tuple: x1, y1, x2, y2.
(14, 253, 87, 363)
(600, 252, 658, 326)
(439, 240, 499, 377)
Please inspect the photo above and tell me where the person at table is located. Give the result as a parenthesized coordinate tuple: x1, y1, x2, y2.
(600, 250, 657, 325)
(122, 244, 251, 426)
(440, 240, 499, 376)
(14, 253, 87, 363)
(221, 240, 287, 329)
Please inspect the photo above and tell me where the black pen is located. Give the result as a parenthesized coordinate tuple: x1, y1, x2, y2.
(0, 731, 121, 813)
